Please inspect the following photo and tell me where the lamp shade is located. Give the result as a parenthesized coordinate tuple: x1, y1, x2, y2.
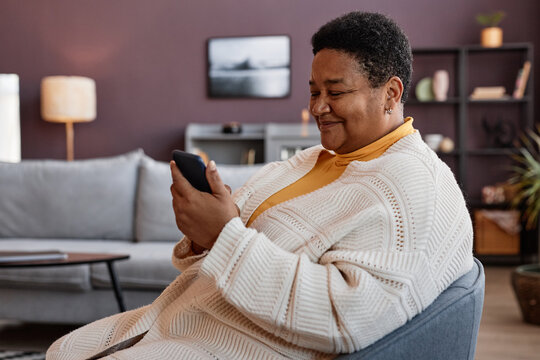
(41, 76, 96, 123)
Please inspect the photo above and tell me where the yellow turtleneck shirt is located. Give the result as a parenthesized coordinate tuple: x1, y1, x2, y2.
(246, 117, 415, 227)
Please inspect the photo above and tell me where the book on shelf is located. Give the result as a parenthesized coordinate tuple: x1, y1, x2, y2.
(0, 250, 68, 263)
(513, 61, 531, 99)
(469, 86, 508, 100)
(241, 148, 256, 165)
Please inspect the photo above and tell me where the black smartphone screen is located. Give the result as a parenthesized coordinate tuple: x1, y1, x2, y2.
(172, 150, 212, 193)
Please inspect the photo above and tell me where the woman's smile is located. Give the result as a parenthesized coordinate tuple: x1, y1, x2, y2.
(317, 119, 342, 131)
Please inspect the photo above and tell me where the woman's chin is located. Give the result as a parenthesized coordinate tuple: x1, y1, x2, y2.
(320, 138, 340, 152)
(319, 126, 346, 152)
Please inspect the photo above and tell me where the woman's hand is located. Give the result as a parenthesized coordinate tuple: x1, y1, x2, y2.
(170, 160, 240, 251)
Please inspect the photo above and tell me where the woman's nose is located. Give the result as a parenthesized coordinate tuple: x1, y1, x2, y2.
(310, 96, 331, 116)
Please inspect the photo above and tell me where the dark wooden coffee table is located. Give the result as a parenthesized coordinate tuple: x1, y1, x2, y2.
(0, 252, 130, 312)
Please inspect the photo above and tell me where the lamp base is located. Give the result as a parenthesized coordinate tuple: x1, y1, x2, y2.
(66, 122, 74, 161)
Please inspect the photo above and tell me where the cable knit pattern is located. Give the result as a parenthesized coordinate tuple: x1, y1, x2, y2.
(47, 132, 473, 359)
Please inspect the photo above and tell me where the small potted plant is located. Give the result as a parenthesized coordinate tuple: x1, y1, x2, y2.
(476, 11, 505, 48)
(509, 126, 540, 325)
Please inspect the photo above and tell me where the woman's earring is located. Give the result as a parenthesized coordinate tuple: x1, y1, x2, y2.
(385, 108, 393, 115)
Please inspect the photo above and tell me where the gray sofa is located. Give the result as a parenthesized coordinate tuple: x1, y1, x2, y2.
(0, 150, 261, 324)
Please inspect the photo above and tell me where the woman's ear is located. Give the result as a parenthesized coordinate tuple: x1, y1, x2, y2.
(385, 76, 404, 107)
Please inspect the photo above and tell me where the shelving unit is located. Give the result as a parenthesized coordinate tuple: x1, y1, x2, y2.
(408, 43, 534, 263)
(265, 123, 320, 162)
(185, 123, 319, 164)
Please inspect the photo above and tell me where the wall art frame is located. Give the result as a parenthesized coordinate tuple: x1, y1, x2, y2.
(207, 35, 291, 99)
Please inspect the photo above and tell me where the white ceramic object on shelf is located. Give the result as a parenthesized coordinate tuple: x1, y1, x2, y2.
(432, 70, 449, 101)
(424, 134, 443, 151)
(415, 77, 434, 101)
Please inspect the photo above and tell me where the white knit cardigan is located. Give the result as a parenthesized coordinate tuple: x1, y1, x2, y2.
(47, 132, 474, 360)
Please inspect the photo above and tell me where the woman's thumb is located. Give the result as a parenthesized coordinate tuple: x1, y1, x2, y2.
(206, 161, 227, 195)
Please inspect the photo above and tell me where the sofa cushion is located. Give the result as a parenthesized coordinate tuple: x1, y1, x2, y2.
(135, 157, 263, 242)
(90, 242, 178, 290)
(135, 156, 182, 242)
(0, 239, 177, 291)
(0, 150, 143, 240)
(218, 164, 264, 193)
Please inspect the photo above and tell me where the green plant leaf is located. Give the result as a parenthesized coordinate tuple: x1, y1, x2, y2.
(509, 126, 540, 229)
(476, 14, 490, 26)
(475, 11, 505, 27)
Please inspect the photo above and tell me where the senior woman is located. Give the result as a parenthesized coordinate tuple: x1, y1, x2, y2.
(47, 11, 473, 360)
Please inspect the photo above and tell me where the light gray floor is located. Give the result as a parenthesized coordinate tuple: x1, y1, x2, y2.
(1, 266, 539, 358)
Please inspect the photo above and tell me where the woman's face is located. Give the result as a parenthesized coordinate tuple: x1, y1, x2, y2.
(309, 49, 391, 154)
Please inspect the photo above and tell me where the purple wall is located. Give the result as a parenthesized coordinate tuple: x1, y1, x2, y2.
(1, 0, 539, 161)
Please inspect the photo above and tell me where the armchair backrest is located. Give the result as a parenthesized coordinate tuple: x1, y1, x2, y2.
(337, 258, 485, 360)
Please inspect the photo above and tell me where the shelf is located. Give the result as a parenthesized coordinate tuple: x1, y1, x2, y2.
(407, 96, 530, 106)
(266, 123, 320, 139)
(436, 150, 460, 156)
(466, 43, 533, 53)
(412, 43, 532, 55)
(413, 47, 460, 54)
(468, 199, 512, 209)
(474, 254, 522, 265)
(407, 97, 532, 106)
(406, 98, 460, 105)
(467, 96, 531, 104)
(466, 148, 518, 156)
(189, 133, 264, 141)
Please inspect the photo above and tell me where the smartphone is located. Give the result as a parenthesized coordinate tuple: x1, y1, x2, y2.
(172, 150, 212, 193)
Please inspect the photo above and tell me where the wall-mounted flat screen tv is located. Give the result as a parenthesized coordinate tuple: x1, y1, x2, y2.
(207, 35, 291, 98)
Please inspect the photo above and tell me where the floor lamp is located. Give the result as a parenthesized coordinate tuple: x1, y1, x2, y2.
(41, 76, 96, 161)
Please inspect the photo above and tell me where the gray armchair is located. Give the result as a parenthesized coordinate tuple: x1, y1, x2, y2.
(337, 258, 485, 360)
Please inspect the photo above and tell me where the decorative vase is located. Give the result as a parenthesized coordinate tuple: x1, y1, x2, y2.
(439, 137, 455, 153)
(432, 70, 449, 101)
(481, 27, 503, 48)
(512, 264, 540, 325)
(424, 134, 443, 151)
